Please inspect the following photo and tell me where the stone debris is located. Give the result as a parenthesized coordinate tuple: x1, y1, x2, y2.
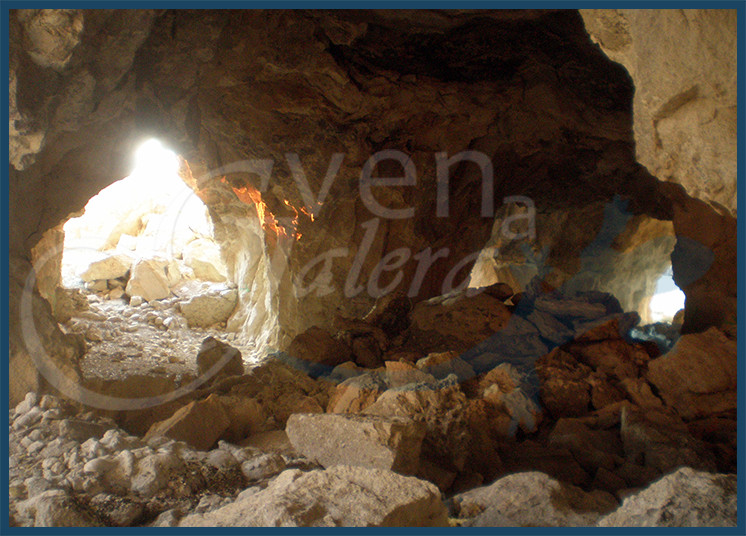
(286, 413, 425, 475)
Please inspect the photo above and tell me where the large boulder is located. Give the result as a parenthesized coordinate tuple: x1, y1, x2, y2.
(327, 372, 387, 414)
(285, 413, 425, 475)
(620, 406, 716, 474)
(144, 394, 230, 451)
(125, 259, 170, 302)
(196, 336, 244, 379)
(409, 291, 512, 353)
(80, 254, 131, 282)
(182, 238, 228, 282)
(364, 379, 472, 474)
(646, 328, 736, 419)
(453, 471, 617, 527)
(179, 288, 238, 328)
(285, 327, 352, 368)
(179, 465, 449, 527)
(598, 467, 736, 527)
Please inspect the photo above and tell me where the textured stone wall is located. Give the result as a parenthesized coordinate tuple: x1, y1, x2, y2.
(8, 9, 737, 404)
(581, 9, 737, 215)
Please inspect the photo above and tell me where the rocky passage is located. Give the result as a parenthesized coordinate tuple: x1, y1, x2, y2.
(9, 280, 738, 527)
(59, 283, 257, 382)
(9, 391, 736, 528)
(7, 8, 738, 529)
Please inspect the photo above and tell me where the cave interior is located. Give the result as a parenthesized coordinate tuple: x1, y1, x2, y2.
(7, 8, 739, 528)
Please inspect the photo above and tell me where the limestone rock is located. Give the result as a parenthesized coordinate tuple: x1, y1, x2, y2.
(581, 9, 737, 214)
(646, 328, 736, 419)
(598, 467, 736, 527)
(182, 238, 228, 282)
(81, 254, 131, 282)
(454, 472, 617, 527)
(416, 351, 475, 382)
(145, 394, 231, 451)
(286, 413, 425, 475)
(364, 379, 472, 473)
(179, 465, 449, 527)
(17, 489, 97, 527)
(196, 336, 244, 380)
(327, 372, 387, 414)
(180, 289, 238, 328)
(384, 360, 437, 389)
(240, 453, 286, 482)
(125, 259, 170, 302)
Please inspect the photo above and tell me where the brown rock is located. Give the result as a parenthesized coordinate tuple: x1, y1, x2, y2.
(351, 335, 384, 369)
(327, 372, 386, 414)
(196, 336, 244, 380)
(548, 418, 623, 473)
(364, 381, 471, 473)
(480, 282, 514, 301)
(217, 395, 268, 442)
(620, 406, 716, 474)
(499, 441, 591, 487)
(588, 376, 626, 410)
(618, 377, 663, 409)
(145, 394, 230, 450)
(646, 328, 736, 419)
(286, 326, 352, 368)
(573, 312, 640, 342)
(536, 349, 592, 418)
(410, 291, 513, 353)
(570, 339, 648, 379)
(416, 351, 475, 382)
(384, 360, 436, 388)
(225, 359, 331, 428)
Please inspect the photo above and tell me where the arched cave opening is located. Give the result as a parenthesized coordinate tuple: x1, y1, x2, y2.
(7, 8, 738, 529)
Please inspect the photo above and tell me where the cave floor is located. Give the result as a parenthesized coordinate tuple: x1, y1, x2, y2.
(61, 289, 259, 382)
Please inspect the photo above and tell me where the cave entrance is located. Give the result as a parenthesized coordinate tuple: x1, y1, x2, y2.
(54, 138, 247, 384)
(648, 266, 686, 323)
(61, 139, 225, 289)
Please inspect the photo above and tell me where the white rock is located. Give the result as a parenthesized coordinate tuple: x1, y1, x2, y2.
(206, 449, 239, 470)
(125, 259, 170, 302)
(454, 472, 617, 527)
(182, 238, 227, 282)
(80, 254, 132, 282)
(18, 489, 96, 527)
(179, 289, 238, 328)
(14, 406, 43, 429)
(598, 467, 736, 527)
(15, 392, 38, 416)
(179, 465, 449, 527)
(240, 453, 286, 481)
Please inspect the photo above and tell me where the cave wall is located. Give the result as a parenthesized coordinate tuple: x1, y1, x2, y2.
(581, 9, 737, 215)
(8, 9, 737, 405)
(580, 9, 738, 334)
